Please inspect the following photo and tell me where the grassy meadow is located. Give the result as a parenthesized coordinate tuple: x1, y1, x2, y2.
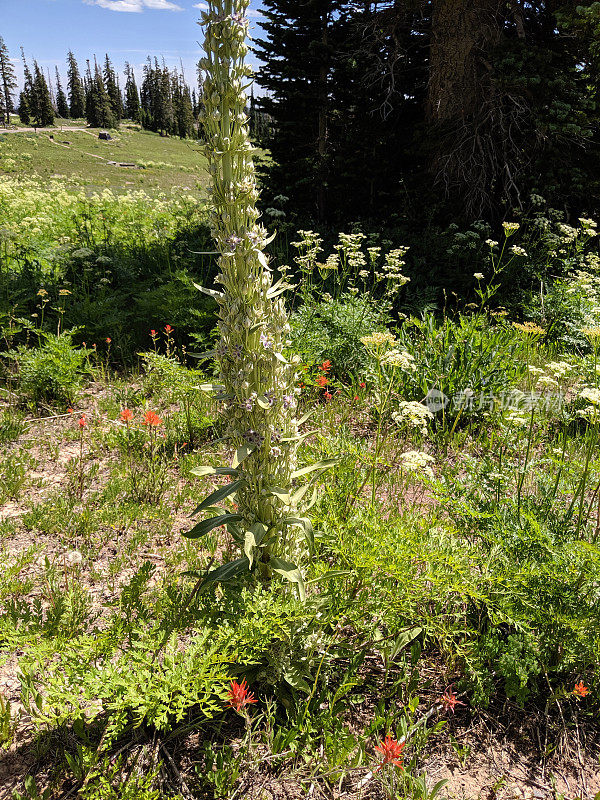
(0, 132, 599, 800)
(0, 123, 209, 192)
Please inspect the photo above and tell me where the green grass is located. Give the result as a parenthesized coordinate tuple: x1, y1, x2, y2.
(0, 125, 209, 193)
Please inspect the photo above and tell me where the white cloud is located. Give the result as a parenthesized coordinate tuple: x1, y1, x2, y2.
(192, 2, 262, 16)
(87, 0, 183, 12)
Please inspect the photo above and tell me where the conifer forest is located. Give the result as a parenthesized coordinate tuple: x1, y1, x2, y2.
(1, 1, 600, 798)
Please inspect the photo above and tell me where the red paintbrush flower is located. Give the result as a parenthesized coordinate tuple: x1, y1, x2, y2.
(142, 410, 163, 427)
(164, 324, 173, 334)
(120, 408, 133, 423)
(226, 679, 257, 713)
(78, 415, 87, 429)
(320, 360, 332, 373)
(439, 687, 465, 714)
(324, 391, 333, 402)
(374, 735, 404, 771)
(573, 682, 589, 699)
(316, 376, 328, 387)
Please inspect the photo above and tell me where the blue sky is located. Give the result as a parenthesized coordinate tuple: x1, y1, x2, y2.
(1, 0, 265, 94)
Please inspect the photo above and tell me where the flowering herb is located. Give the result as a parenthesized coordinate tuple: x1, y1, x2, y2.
(573, 682, 589, 699)
(226, 678, 257, 713)
(374, 735, 405, 771)
(438, 687, 465, 714)
(182, 0, 336, 599)
(142, 410, 163, 427)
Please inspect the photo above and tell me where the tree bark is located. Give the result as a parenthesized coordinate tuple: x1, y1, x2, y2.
(427, 0, 503, 123)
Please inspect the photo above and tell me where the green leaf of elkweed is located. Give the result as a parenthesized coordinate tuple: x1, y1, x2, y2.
(190, 466, 240, 478)
(269, 557, 306, 600)
(284, 516, 314, 551)
(184, 513, 243, 539)
(243, 523, 267, 569)
(190, 479, 244, 517)
(291, 458, 338, 479)
(198, 557, 250, 593)
(197, 383, 226, 393)
(232, 444, 255, 468)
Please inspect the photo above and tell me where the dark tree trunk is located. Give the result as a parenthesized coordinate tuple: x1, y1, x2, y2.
(427, 0, 503, 123)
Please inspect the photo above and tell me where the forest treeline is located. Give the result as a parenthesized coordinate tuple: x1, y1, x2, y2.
(0, 36, 200, 139)
(254, 1, 600, 228)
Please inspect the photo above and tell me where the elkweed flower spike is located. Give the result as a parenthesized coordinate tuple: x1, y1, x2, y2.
(184, 0, 336, 598)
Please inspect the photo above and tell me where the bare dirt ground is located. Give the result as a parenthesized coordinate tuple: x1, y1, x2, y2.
(0, 391, 598, 799)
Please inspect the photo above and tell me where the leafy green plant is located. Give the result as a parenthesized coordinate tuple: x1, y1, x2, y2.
(12, 330, 89, 407)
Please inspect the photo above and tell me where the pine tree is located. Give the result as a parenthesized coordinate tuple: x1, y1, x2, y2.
(173, 73, 194, 138)
(0, 36, 17, 125)
(123, 63, 140, 121)
(87, 57, 115, 128)
(103, 54, 122, 121)
(32, 60, 54, 126)
(55, 67, 70, 118)
(18, 91, 29, 124)
(21, 49, 36, 125)
(156, 60, 173, 134)
(67, 51, 86, 118)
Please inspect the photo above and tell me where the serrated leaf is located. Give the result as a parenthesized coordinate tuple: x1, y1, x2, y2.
(191, 466, 240, 478)
(191, 479, 244, 516)
(233, 444, 255, 468)
(184, 513, 243, 539)
(291, 458, 338, 479)
(189, 349, 216, 361)
(270, 557, 305, 600)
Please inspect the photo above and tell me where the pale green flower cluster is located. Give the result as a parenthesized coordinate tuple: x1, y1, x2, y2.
(199, 0, 300, 542)
(399, 450, 435, 479)
(392, 401, 433, 436)
(0, 175, 202, 262)
(360, 331, 397, 348)
(380, 349, 415, 370)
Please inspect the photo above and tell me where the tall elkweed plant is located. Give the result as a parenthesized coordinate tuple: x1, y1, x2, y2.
(186, 0, 330, 597)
